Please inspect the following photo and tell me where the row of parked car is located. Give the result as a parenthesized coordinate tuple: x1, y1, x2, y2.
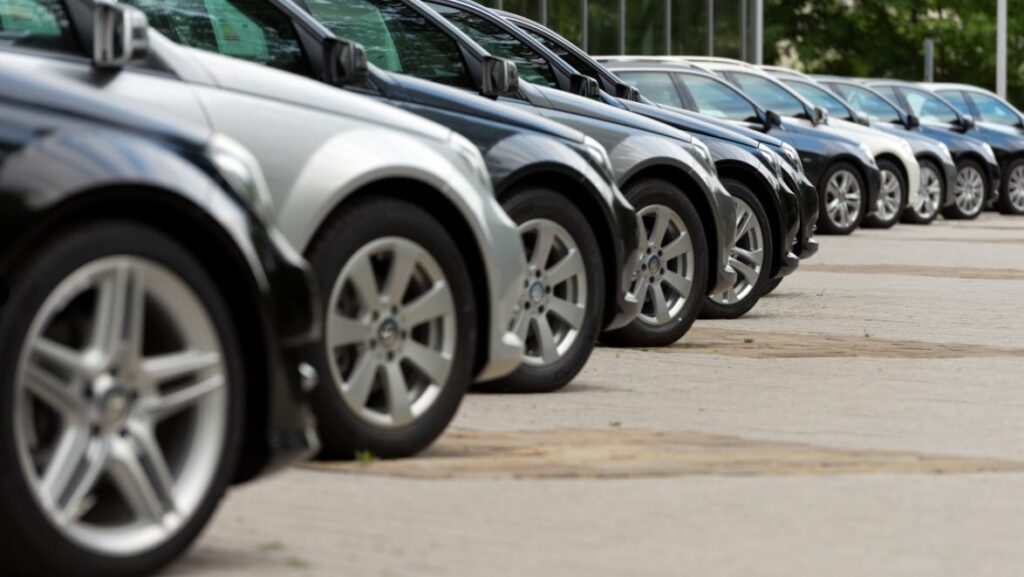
(2, 0, 1022, 574)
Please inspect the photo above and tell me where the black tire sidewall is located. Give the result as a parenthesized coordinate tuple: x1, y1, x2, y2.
(0, 220, 244, 577)
(305, 197, 475, 459)
(817, 161, 867, 235)
(862, 159, 907, 229)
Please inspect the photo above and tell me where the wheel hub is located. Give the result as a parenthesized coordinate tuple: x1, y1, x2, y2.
(377, 318, 401, 349)
(529, 280, 547, 304)
(647, 253, 662, 275)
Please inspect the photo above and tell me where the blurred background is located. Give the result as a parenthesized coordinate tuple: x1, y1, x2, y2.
(476, 0, 1022, 106)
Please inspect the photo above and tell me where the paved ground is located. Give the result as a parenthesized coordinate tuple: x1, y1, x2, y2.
(169, 213, 1024, 577)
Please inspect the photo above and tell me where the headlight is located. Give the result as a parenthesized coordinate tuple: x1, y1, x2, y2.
(780, 142, 804, 174)
(207, 134, 275, 224)
(937, 141, 952, 162)
(858, 142, 873, 158)
(582, 135, 616, 182)
(448, 132, 493, 193)
(982, 143, 997, 161)
(757, 143, 783, 181)
(691, 137, 717, 176)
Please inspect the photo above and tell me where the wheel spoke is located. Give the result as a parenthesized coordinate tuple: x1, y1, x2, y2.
(57, 440, 107, 524)
(348, 257, 381, 309)
(90, 263, 145, 368)
(648, 208, 670, 247)
(142, 375, 223, 422)
(631, 274, 651, 304)
(661, 231, 692, 260)
(327, 313, 373, 348)
(385, 243, 419, 305)
(141, 350, 220, 385)
(23, 363, 84, 416)
(383, 363, 413, 424)
(403, 340, 451, 385)
(107, 438, 167, 522)
(661, 271, 692, 298)
(651, 283, 671, 323)
(512, 308, 531, 342)
(403, 283, 452, 328)
(128, 424, 176, 514)
(40, 426, 91, 511)
(546, 296, 585, 330)
(530, 225, 555, 269)
(731, 257, 760, 286)
(546, 250, 584, 286)
(33, 337, 91, 379)
(735, 207, 754, 239)
(531, 315, 559, 364)
(343, 354, 378, 409)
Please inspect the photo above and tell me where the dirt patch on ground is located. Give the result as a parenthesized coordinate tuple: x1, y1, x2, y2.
(802, 263, 1024, 280)
(303, 428, 1024, 480)
(664, 327, 1024, 359)
(919, 237, 1024, 245)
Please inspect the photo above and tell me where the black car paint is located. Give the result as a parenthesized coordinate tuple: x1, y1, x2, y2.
(0, 69, 320, 483)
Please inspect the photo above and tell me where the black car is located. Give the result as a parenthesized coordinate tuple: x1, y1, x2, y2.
(0, 68, 319, 576)
(293, 0, 739, 347)
(817, 77, 1001, 222)
(866, 80, 1017, 217)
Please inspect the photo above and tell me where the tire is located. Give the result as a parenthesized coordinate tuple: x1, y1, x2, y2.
(602, 178, 708, 347)
(478, 188, 603, 393)
(761, 276, 784, 296)
(817, 162, 867, 235)
(306, 197, 475, 459)
(996, 158, 1024, 215)
(902, 159, 943, 224)
(862, 159, 907, 229)
(942, 159, 987, 220)
(0, 220, 243, 577)
(701, 179, 774, 319)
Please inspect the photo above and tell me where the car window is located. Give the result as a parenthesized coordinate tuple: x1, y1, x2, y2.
(936, 90, 972, 116)
(306, 0, 471, 88)
(785, 80, 851, 119)
(832, 84, 901, 123)
(902, 88, 959, 124)
(615, 71, 682, 107)
(423, 2, 556, 88)
(968, 92, 1021, 126)
(124, 0, 309, 74)
(524, 28, 602, 81)
(677, 72, 758, 121)
(729, 72, 806, 117)
(872, 85, 901, 105)
(0, 0, 80, 55)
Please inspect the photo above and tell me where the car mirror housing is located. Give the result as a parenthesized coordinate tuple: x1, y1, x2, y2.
(570, 73, 601, 99)
(323, 38, 368, 86)
(92, 1, 148, 68)
(481, 56, 519, 97)
(764, 109, 783, 130)
(614, 82, 642, 102)
(959, 114, 977, 130)
(855, 111, 871, 126)
(906, 114, 921, 129)
(813, 106, 830, 125)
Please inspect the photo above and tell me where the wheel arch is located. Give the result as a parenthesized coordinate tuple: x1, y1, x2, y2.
(715, 163, 785, 278)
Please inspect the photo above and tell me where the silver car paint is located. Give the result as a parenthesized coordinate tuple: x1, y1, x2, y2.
(0, 33, 527, 382)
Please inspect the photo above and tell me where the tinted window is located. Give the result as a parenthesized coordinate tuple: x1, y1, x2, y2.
(873, 85, 902, 104)
(902, 88, 959, 124)
(969, 92, 1022, 127)
(730, 72, 806, 117)
(678, 73, 757, 121)
(424, 2, 556, 88)
(937, 90, 972, 116)
(0, 0, 79, 55)
(616, 71, 682, 107)
(785, 80, 851, 119)
(124, 0, 308, 74)
(305, 0, 471, 88)
(832, 84, 901, 123)
(524, 28, 602, 80)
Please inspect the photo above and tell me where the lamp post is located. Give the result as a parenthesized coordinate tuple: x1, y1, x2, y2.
(997, 0, 1007, 97)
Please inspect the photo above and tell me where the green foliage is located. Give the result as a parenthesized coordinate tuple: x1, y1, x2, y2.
(765, 0, 1023, 106)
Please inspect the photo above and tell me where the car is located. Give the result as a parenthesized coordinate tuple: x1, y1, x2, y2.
(0, 66, 320, 576)
(1, 0, 528, 459)
(598, 57, 880, 236)
(299, 0, 738, 348)
(865, 80, 1015, 219)
(426, 0, 802, 319)
(816, 77, 999, 224)
(921, 83, 1024, 215)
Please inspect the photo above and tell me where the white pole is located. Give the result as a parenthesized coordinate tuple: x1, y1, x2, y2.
(540, 0, 547, 26)
(997, 0, 1007, 97)
(754, 0, 763, 64)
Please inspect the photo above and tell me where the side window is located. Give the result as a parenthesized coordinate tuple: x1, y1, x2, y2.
(423, 2, 557, 88)
(873, 85, 901, 104)
(679, 73, 757, 121)
(785, 80, 851, 119)
(0, 0, 79, 55)
(305, 0, 471, 88)
(969, 93, 1022, 127)
(903, 88, 959, 124)
(833, 85, 901, 123)
(938, 90, 972, 116)
(123, 0, 309, 74)
(616, 71, 682, 107)
(730, 72, 806, 118)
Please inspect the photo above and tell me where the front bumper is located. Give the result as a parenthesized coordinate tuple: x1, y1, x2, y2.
(709, 178, 738, 294)
(605, 183, 643, 331)
(864, 163, 883, 217)
(941, 157, 958, 208)
(774, 177, 802, 278)
(791, 169, 820, 259)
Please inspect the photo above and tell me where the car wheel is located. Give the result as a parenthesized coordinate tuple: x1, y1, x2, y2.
(701, 179, 774, 319)
(0, 220, 242, 577)
(902, 159, 943, 224)
(943, 160, 987, 220)
(602, 178, 708, 348)
(306, 197, 475, 459)
(479, 188, 603, 393)
(862, 159, 906, 229)
(996, 158, 1024, 215)
(817, 162, 866, 235)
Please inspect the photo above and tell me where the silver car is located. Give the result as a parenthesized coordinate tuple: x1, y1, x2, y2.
(0, 0, 527, 460)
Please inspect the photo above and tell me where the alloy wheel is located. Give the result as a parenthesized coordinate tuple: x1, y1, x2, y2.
(511, 219, 588, 367)
(1008, 165, 1024, 212)
(876, 168, 904, 221)
(325, 237, 456, 429)
(825, 169, 863, 229)
(14, 257, 228, 557)
(955, 165, 986, 215)
(711, 198, 765, 305)
(630, 205, 695, 326)
(914, 164, 943, 219)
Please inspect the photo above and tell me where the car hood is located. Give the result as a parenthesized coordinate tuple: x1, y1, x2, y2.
(383, 70, 585, 144)
(619, 99, 761, 149)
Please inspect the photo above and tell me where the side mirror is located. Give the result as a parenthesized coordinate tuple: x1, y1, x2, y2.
(614, 82, 642, 102)
(92, 1, 148, 68)
(959, 114, 977, 130)
(570, 73, 601, 99)
(481, 56, 519, 97)
(764, 109, 783, 130)
(323, 38, 368, 86)
(905, 114, 921, 129)
(855, 111, 870, 126)
(813, 106, 829, 125)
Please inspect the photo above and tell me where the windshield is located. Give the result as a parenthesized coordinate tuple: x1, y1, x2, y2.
(730, 72, 807, 118)
(902, 88, 959, 124)
(785, 80, 851, 120)
(832, 84, 902, 124)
